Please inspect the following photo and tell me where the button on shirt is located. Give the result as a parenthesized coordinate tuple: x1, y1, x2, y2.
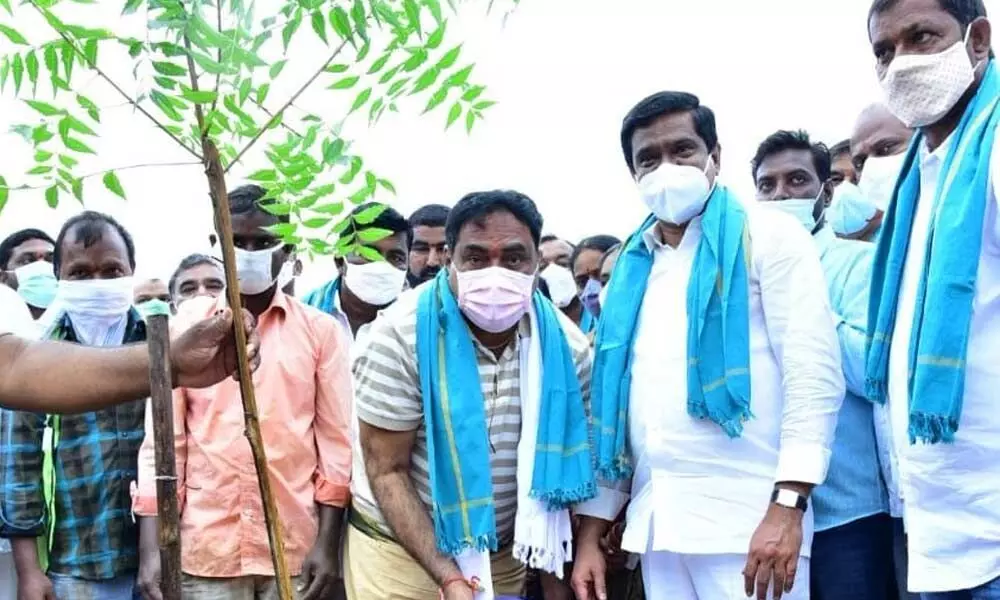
(132, 291, 353, 578)
(606, 208, 843, 557)
(887, 130, 1000, 593)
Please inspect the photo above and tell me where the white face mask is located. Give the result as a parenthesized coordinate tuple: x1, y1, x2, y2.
(880, 27, 980, 128)
(772, 191, 824, 233)
(859, 153, 907, 212)
(277, 260, 295, 289)
(343, 260, 406, 307)
(598, 283, 609, 309)
(540, 263, 577, 309)
(829, 182, 879, 237)
(637, 157, 714, 225)
(58, 277, 134, 319)
(235, 245, 281, 295)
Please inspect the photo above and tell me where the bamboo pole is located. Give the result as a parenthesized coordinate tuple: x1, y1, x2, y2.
(180, 36, 293, 600)
(145, 311, 181, 600)
(201, 139, 294, 600)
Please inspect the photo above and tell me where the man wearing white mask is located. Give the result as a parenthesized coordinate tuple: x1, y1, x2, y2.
(571, 92, 844, 600)
(539, 261, 590, 332)
(134, 184, 353, 600)
(348, 190, 597, 600)
(867, 0, 999, 597)
(303, 202, 409, 342)
(752, 130, 894, 600)
(0, 229, 57, 320)
(1, 211, 146, 600)
(850, 103, 915, 211)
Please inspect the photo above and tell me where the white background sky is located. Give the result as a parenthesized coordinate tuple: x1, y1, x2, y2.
(1, 0, 997, 293)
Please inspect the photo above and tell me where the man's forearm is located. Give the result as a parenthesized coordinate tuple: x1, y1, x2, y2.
(139, 516, 159, 557)
(0, 335, 150, 413)
(371, 471, 462, 585)
(11, 536, 43, 576)
(315, 505, 345, 552)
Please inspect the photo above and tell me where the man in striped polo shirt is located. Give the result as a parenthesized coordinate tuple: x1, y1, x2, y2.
(348, 190, 608, 600)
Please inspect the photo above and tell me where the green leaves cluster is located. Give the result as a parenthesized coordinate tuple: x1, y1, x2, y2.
(0, 0, 512, 255)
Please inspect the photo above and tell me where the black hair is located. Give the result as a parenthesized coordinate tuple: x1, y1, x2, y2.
(571, 235, 622, 271)
(829, 139, 852, 159)
(868, 0, 992, 56)
(620, 91, 718, 174)
(229, 184, 290, 224)
(169, 253, 222, 297)
(751, 129, 832, 183)
(0, 228, 55, 269)
(540, 234, 559, 244)
(445, 190, 544, 250)
(408, 204, 450, 229)
(53, 210, 136, 275)
(869, 0, 987, 29)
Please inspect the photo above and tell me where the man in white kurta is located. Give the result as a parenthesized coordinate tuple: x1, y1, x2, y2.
(571, 91, 844, 600)
(867, 1, 1000, 597)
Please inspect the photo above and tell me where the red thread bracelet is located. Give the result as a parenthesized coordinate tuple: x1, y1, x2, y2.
(439, 575, 481, 598)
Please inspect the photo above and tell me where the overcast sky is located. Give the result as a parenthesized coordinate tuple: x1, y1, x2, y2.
(1, 0, 997, 292)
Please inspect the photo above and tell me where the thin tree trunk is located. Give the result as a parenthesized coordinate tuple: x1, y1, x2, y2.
(200, 138, 294, 600)
(146, 313, 181, 600)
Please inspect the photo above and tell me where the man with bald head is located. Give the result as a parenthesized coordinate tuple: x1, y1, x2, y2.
(851, 103, 915, 212)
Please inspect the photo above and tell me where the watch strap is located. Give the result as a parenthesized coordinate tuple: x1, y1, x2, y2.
(771, 488, 808, 511)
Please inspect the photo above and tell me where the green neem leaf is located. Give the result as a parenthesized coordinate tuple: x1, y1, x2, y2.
(265, 222, 298, 238)
(350, 87, 372, 113)
(367, 52, 391, 75)
(27, 165, 52, 175)
(474, 100, 496, 110)
(444, 64, 474, 87)
(410, 67, 439, 94)
(150, 90, 183, 121)
(310, 10, 327, 43)
(339, 156, 363, 184)
(325, 63, 349, 73)
(76, 94, 100, 122)
(356, 244, 384, 262)
(269, 59, 287, 79)
(0, 0, 11, 16)
(377, 178, 396, 194)
(329, 75, 359, 90)
(45, 184, 58, 207)
(387, 77, 409, 96)
(25, 99, 62, 116)
(423, 0, 443, 23)
(238, 79, 251, 105)
(25, 51, 38, 92)
(282, 14, 302, 52)
(182, 89, 218, 103)
(445, 101, 461, 129)
(312, 202, 345, 216)
(256, 83, 270, 105)
(0, 176, 8, 213)
(302, 217, 331, 228)
(427, 22, 446, 49)
(59, 154, 78, 168)
(248, 168, 277, 181)
(11, 53, 22, 93)
(62, 134, 95, 154)
(260, 201, 292, 216)
(462, 85, 485, 102)
(122, 0, 142, 15)
(102, 171, 125, 199)
(357, 226, 392, 243)
(154, 76, 178, 90)
(83, 39, 98, 65)
(403, 0, 421, 32)
(423, 87, 448, 113)
(60, 114, 96, 136)
(43, 45, 58, 78)
(0, 24, 28, 45)
(190, 51, 231, 75)
(322, 138, 345, 164)
(403, 48, 428, 72)
(436, 45, 461, 70)
(353, 202, 385, 224)
(71, 177, 83, 202)
(465, 109, 476, 133)
(34, 150, 53, 162)
(152, 61, 186, 76)
(351, 0, 368, 43)
(329, 7, 351, 40)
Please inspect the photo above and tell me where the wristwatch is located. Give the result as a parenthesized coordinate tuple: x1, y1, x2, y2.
(771, 488, 808, 512)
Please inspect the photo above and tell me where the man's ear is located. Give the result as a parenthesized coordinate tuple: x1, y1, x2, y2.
(822, 180, 835, 208)
(970, 17, 992, 63)
(711, 144, 722, 174)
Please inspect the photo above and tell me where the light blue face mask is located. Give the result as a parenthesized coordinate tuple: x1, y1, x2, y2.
(829, 182, 878, 237)
(14, 260, 57, 310)
(773, 189, 825, 234)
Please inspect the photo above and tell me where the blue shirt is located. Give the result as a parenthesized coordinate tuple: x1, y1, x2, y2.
(811, 226, 889, 532)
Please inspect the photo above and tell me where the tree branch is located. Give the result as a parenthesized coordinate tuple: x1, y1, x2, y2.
(0, 161, 201, 192)
(27, 1, 203, 161)
(225, 37, 349, 173)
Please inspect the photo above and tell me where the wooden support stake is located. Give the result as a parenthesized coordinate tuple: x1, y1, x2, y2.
(200, 139, 294, 600)
(146, 312, 181, 600)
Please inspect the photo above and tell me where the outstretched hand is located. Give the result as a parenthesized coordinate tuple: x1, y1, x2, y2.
(170, 307, 260, 388)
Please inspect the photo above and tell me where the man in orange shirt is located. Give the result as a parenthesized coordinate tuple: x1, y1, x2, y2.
(132, 185, 354, 600)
